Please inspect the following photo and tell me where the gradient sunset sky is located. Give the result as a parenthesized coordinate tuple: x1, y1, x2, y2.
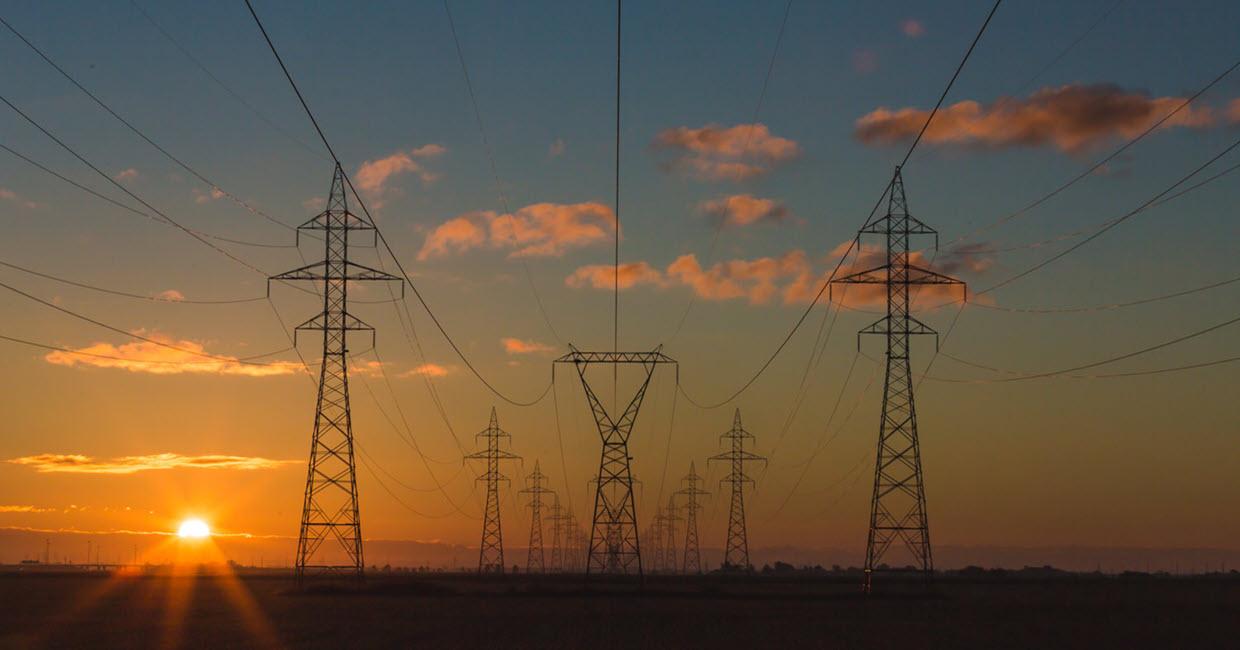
(1, 0, 1238, 568)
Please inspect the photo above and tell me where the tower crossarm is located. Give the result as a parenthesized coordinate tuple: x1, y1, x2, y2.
(268, 260, 403, 287)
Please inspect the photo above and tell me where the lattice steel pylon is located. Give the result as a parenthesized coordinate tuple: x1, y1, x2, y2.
(546, 495, 566, 572)
(832, 165, 965, 593)
(270, 163, 402, 581)
(675, 462, 709, 574)
(662, 494, 682, 574)
(464, 408, 521, 574)
(519, 460, 552, 574)
(648, 505, 666, 573)
(709, 409, 767, 571)
(556, 346, 676, 575)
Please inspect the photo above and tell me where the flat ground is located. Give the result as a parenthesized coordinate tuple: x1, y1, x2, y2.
(0, 571, 1236, 649)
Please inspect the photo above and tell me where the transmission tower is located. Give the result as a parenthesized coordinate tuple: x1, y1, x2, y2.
(832, 165, 965, 593)
(675, 462, 709, 574)
(271, 163, 402, 581)
(519, 461, 552, 574)
(546, 495, 566, 572)
(648, 505, 666, 573)
(662, 494, 682, 574)
(556, 342, 674, 576)
(708, 409, 767, 571)
(464, 407, 521, 574)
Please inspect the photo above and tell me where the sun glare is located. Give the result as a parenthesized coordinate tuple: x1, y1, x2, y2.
(177, 518, 211, 539)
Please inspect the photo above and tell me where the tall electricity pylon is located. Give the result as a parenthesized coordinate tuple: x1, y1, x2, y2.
(557, 345, 676, 574)
(546, 495, 566, 572)
(464, 408, 521, 574)
(709, 409, 766, 571)
(662, 494, 682, 574)
(675, 462, 709, 574)
(271, 163, 402, 581)
(832, 165, 965, 593)
(519, 461, 552, 574)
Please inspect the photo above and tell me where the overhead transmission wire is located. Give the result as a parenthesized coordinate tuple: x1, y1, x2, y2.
(127, 0, 327, 161)
(676, 0, 1003, 410)
(440, 0, 563, 346)
(667, 0, 795, 344)
(243, 0, 550, 408)
(0, 141, 291, 249)
(0, 258, 269, 305)
(0, 14, 298, 235)
(946, 56, 1240, 248)
(0, 278, 292, 365)
(1013, 0, 1125, 95)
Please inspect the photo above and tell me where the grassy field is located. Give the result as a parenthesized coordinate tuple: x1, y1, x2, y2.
(0, 571, 1236, 648)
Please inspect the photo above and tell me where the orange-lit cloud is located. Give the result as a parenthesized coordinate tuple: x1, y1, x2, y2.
(1228, 98, 1240, 123)
(0, 187, 38, 209)
(156, 289, 186, 301)
(653, 123, 799, 181)
(667, 251, 813, 305)
(43, 335, 302, 377)
(355, 144, 445, 205)
(502, 338, 554, 355)
(419, 202, 615, 260)
(565, 262, 665, 290)
(698, 194, 788, 226)
(7, 453, 298, 475)
(192, 187, 226, 204)
(401, 363, 451, 378)
(901, 19, 925, 37)
(0, 505, 55, 513)
(856, 84, 1219, 153)
(113, 168, 140, 182)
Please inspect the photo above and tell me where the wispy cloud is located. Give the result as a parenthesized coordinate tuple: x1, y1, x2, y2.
(901, 19, 925, 37)
(192, 187, 226, 204)
(0, 187, 39, 209)
(400, 363, 451, 378)
(565, 261, 665, 291)
(652, 123, 799, 182)
(7, 453, 298, 475)
(0, 505, 56, 513)
(43, 334, 302, 377)
(419, 202, 615, 260)
(113, 168, 140, 182)
(856, 84, 1220, 153)
(501, 337, 555, 355)
(355, 144, 446, 207)
(698, 194, 788, 226)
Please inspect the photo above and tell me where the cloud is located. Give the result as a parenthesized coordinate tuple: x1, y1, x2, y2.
(0, 505, 55, 513)
(419, 202, 615, 260)
(652, 123, 799, 182)
(901, 19, 925, 37)
(192, 187, 226, 204)
(155, 289, 185, 301)
(0, 188, 38, 209)
(7, 453, 298, 475)
(852, 49, 878, 75)
(502, 338, 555, 355)
(354, 145, 446, 206)
(698, 194, 788, 226)
(565, 261, 665, 290)
(549, 138, 566, 157)
(666, 251, 814, 305)
(855, 84, 1219, 153)
(401, 363, 450, 378)
(43, 334, 302, 377)
(113, 168, 139, 182)
(1228, 98, 1240, 123)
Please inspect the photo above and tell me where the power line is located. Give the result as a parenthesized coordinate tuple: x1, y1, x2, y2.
(978, 134, 1240, 295)
(242, 0, 551, 407)
(1014, 0, 1125, 94)
(677, 0, 1003, 409)
(0, 259, 265, 305)
(0, 14, 297, 234)
(0, 331, 289, 367)
(439, 0, 564, 345)
(0, 278, 291, 365)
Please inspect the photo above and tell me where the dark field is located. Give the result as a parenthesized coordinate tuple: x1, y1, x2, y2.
(0, 571, 1236, 649)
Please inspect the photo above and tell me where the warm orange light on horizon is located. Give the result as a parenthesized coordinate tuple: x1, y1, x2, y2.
(177, 518, 211, 539)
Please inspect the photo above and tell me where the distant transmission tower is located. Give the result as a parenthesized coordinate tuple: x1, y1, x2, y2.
(675, 462, 709, 574)
(557, 345, 676, 574)
(271, 163, 402, 581)
(648, 505, 666, 573)
(546, 495, 566, 572)
(709, 409, 766, 571)
(464, 408, 521, 574)
(519, 461, 552, 574)
(662, 494, 682, 574)
(833, 165, 965, 592)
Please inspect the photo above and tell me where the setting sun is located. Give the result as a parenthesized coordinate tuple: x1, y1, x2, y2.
(177, 518, 211, 539)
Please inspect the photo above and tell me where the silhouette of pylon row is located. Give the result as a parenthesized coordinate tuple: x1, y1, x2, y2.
(464, 408, 521, 574)
(519, 461, 553, 574)
(270, 163, 402, 582)
(675, 462, 709, 574)
(709, 409, 766, 571)
(833, 166, 965, 593)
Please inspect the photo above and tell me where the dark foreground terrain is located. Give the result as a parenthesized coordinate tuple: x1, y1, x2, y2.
(0, 570, 1236, 648)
